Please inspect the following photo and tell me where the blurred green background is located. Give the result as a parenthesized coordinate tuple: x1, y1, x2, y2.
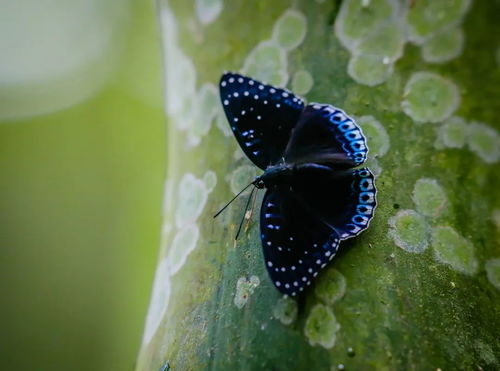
(0, 0, 164, 370)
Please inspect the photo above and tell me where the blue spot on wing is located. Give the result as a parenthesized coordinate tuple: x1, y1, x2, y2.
(260, 188, 341, 296)
(219, 72, 305, 170)
(284, 103, 368, 168)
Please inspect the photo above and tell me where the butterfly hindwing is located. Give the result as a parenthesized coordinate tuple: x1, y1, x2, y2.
(260, 187, 341, 296)
(284, 103, 368, 168)
(289, 164, 377, 240)
(220, 72, 305, 169)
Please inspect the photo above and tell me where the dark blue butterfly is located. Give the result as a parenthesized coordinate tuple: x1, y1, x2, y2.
(219, 72, 376, 296)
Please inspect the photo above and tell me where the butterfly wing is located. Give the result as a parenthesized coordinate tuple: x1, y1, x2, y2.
(261, 165, 376, 294)
(220, 72, 305, 170)
(284, 103, 368, 169)
(260, 187, 341, 296)
(291, 164, 377, 240)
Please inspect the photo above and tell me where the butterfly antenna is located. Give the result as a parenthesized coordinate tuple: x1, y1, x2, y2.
(235, 186, 256, 240)
(214, 181, 255, 218)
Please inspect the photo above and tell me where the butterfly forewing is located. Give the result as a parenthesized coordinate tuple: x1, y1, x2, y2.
(220, 72, 305, 169)
(284, 103, 368, 168)
(260, 187, 341, 296)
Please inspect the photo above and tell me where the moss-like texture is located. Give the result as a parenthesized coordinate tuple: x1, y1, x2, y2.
(137, 0, 500, 369)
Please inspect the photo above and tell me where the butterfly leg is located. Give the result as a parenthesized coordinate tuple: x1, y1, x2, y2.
(244, 187, 259, 235)
(235, 187, 256, 240)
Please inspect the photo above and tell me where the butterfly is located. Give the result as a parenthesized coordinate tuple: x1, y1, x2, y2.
(218, 72, 377, 296)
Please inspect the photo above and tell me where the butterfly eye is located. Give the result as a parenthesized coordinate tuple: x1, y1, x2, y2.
(255, 179, 265, 189)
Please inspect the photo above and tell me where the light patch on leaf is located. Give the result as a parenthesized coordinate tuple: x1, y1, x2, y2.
(412, 178, 447, 218)
(187, 83, 219, 146)
(195, 0, 223, 25)
(347, 54, 394, 87)
(304, 304, 341, 349)
(215, 107, 232, 137)
(432, 226, 478, 275)
(242, 40, 288, 87)
(229, 165, 257, 195)
(203, 170, 217, 193)
(353, 22, 406, 63)
(291, 70, 314, 96)
(435, 116, 469, 149)
(272, 9, 307, 51)
(175, 173, 209, 228)
(467, 122, 500, 164)
(401, 72, 460, 124)
(406, 0, 471, 44)
(335, 0, 402, 86)
(388, 209, 430, 253)
(357, 115, 390, 157)
(314, 269, 346, 305)
(234, 276, 260, 309)
(421, 28, 464, 64)
(335, 0, 400, 51)
(492, 210, 500, 231)
(365, 157, 382, 177)
(168, 224, 200, 275)
(485, 258, 500, 291)
(273, 296, 298, 325)
(142, 258, 171, 345)
(160, 7, 197, 129)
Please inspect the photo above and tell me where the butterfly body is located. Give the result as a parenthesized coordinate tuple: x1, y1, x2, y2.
(219, 72, 377, 296)
(254, 164, 293, 188)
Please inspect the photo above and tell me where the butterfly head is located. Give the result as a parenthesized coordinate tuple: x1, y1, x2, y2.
(253, 177, 266, 189)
